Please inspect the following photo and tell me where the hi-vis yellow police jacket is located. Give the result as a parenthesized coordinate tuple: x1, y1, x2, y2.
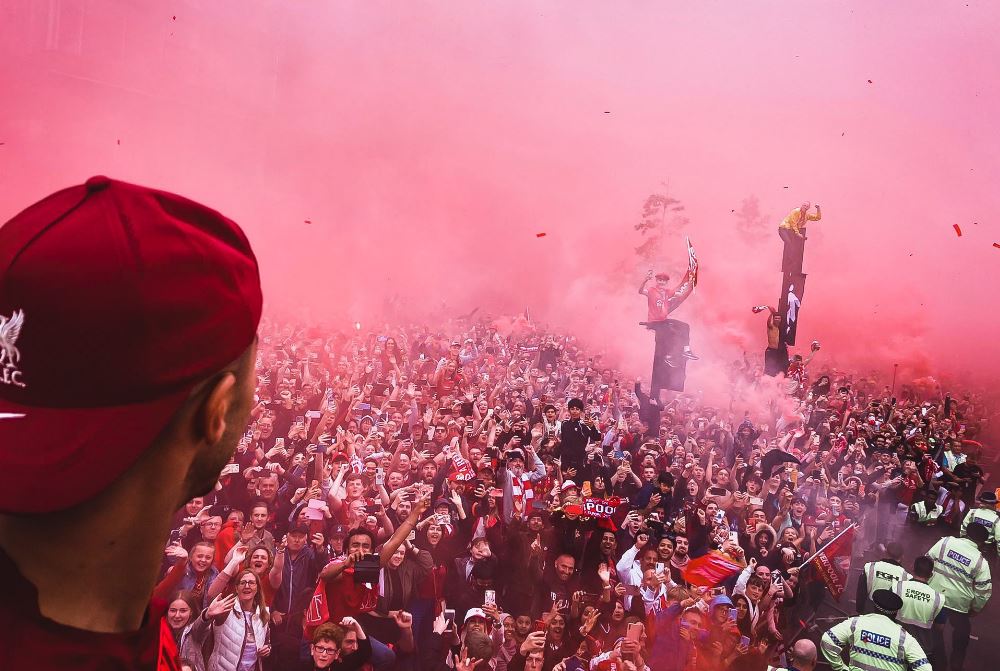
(821, 613, 930, 671)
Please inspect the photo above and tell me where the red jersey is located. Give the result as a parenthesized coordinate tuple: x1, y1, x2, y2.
(645, 286, 673, 322)
(0, 547, 175, 670)
(324, 569, 377, 621)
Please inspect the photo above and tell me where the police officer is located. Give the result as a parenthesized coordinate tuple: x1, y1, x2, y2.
(960, 491, 1000, 546)
(927, 522, 993, 671)
(908, 488, 942, 526)
(767, 639, 817, 671)
(893, 556, 944, 658)
(821, 589, 930, 671)
(858, 542, 910, 613)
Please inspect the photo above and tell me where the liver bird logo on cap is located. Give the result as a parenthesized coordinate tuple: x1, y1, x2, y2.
(0, 309, 25, 368)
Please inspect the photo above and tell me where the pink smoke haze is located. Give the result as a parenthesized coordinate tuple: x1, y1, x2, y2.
(2, 2, 999, 401)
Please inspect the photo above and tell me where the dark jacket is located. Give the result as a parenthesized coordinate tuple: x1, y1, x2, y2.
(272, 545, 329, 632)
(558, 419, 602, 469)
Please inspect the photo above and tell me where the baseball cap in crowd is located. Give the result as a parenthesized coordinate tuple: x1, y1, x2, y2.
(288, 524, 311, 536)
(464, 608, 487, 623)
(0, 176, 262, 513)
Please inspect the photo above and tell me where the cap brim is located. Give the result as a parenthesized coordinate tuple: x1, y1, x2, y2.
(0, 388, 191, 513)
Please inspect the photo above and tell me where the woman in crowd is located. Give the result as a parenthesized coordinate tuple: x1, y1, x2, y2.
(165, 591, 212, 671)
(205, 569, 271, 671)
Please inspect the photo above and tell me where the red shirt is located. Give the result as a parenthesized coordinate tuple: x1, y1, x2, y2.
(325, 568, 377, 621)
(0, 547, 175, 670)
(645, 286, 673, 322)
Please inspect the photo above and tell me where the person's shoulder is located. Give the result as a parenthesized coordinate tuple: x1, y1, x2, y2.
(0, 565, 169, 670)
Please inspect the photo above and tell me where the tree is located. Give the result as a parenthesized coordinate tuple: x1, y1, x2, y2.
(734, 195, 769, 243)
(634, 183, 689, 264)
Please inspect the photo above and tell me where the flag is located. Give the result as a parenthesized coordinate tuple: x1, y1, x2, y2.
(807, 523, 856, 600)
(157, 616, 180, 671)
(448, 455, 476, 481)
(303, 576, 331, 639)
(582, 496, 625, 519)
(682, 550, 743, 588)
(761, 449, 800, 479)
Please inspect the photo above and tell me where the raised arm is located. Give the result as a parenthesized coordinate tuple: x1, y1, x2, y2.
(379, 494, 431, 567)
(639, 269, 653, 295)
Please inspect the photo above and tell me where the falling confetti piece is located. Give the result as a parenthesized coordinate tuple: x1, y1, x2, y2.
(867, 79, 873, 84)
(783, 186, 789, 189)
(841, 132, 845, 136)
(172, 15, 176, 20)
(603, 111, 610, 114)
(304, 219, 312, 224)
(116, 139, 121, 145)
(536, 232, 547, 238)
(994, 243, 1000, 249)
(953, 224, 962, 237)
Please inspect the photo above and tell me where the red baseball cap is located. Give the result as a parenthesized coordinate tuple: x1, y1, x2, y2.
(0, 176, 262, 513)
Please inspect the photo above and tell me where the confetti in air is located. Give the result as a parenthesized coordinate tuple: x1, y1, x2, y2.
(953, 224, 962, 237)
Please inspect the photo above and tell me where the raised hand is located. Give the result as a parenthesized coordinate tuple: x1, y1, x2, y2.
(520, 631, 546, 655)
(454, 647, 483, 671)
(205, 593, 237, 619)
(165, 544, 188, 561)
(230, 545, 248, 566)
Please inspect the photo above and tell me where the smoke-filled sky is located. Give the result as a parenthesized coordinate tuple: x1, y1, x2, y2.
(1, 0, 999, 390)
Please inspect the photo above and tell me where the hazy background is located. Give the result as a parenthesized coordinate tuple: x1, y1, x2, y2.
(2, 0, 998, 398)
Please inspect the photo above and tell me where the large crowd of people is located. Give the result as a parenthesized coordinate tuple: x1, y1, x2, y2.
(157, 314, 996, 671)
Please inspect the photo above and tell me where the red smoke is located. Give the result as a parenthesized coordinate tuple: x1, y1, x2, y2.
(1, 2, 998, 413)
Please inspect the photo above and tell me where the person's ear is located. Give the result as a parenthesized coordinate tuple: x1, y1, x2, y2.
(197, 372, 238, 445)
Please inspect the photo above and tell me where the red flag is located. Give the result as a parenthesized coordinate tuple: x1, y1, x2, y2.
(682, 551, 743, 587)
(808, 523, 856, 600)
(448, 454, 476, 481)
(157, 616, 180, 671)
(582, 496, 624, 519)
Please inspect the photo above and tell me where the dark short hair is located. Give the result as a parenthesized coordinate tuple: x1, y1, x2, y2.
(465, 630, 494, 662)
(913, 555, 934, 579)
(640, 546, 660, 560)
(343, 527, 376, 554)
(312, 622, 345, 645)
(568, 398, 584, 411)
(249, 500, 269, 514)
(967, 522, 989, 543)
